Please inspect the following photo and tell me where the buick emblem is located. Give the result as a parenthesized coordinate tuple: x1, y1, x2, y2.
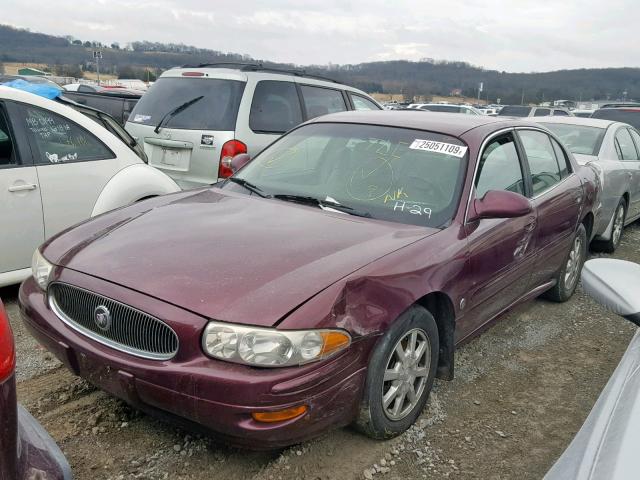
(94, 305, 112, 331)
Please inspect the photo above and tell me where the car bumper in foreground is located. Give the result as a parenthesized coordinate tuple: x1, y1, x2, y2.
(19, 274, 372, 449)
(17, 404, 73, 480)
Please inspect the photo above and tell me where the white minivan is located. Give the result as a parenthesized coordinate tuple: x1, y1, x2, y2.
(125, 63, 382, 189)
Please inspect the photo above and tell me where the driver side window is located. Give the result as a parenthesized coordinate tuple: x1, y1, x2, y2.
(475, 134, 525, 199)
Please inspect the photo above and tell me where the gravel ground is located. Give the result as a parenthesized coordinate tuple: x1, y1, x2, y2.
(3, 221, 640, 480)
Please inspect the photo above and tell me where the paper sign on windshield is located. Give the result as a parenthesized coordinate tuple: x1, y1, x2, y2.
(409, 139, 468, 158)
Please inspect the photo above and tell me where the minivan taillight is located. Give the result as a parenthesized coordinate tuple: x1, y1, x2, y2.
(219, 140, 247, 178)
(0, 300, 15, 383)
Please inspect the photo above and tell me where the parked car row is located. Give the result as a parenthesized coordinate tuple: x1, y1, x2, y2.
(3, 66, 640, 479)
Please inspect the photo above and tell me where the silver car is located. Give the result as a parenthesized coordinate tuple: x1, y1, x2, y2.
(125, 64, 382, 189)
(545, 258, 640, 480)
(534, 117, 640, 252)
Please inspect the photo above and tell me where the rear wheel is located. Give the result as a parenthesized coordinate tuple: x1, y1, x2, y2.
(544, 223, 587, 302)
(592, 199, 626, 253)
(355, 305, 439, 439)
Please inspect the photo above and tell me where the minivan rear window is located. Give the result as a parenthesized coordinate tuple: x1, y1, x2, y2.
(129, 77, 245, 131)
(499, 106, 532, 117)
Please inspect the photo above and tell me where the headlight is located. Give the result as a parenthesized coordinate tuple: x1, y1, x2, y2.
(202, 321, 351, 367)
(31, 249, 53, 290)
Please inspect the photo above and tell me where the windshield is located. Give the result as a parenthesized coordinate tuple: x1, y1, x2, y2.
(499, 106, 532, 117)
(591, 109, 640, 129)
(422, 105, 460, 113)
(541, 123, 605, 155)
(224, 123, 468, 228)
(128, 77, 245, 131)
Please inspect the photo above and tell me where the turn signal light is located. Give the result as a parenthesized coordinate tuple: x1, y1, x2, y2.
(0, 300, 16, 383)
(251, 405, 308, 423)
(320, 331, 351, 356)
(219, 140, 247, 178)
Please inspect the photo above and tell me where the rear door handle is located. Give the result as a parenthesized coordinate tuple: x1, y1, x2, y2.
(8, 183, 37, 192)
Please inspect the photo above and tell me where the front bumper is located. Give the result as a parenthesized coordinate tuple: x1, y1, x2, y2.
(19, 272, 372, 449)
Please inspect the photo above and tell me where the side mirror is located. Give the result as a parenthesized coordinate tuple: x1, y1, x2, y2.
(468, 190, 532, 221)
(581, 259, 640, 326)
(226, 153, 251, 174)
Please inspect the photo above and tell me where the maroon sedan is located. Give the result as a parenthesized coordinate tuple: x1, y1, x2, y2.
(20, 111, 599, 448)
(0, 299, 72, 479)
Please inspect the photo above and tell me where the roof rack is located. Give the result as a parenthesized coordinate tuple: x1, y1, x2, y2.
(177, 62, 340, 84)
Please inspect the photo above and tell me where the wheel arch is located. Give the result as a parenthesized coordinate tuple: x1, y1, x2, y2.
(581, 211, 594, 240)
(415, 291, 456, 381)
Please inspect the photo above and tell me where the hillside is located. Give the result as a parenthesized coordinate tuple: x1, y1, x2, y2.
(1, 24, 639, 104)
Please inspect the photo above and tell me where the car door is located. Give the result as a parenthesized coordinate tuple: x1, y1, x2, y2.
(462, 131, 537, 336)
(621, 128, 640, 220)
(517, 129, 583, 286)
(0, 102, 44, 275)
(13, 102, 120, 239)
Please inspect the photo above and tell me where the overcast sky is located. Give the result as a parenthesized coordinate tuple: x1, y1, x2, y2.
(4, 0, 639, 72)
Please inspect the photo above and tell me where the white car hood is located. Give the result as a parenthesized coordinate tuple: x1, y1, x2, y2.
(545, 330, 640, 480)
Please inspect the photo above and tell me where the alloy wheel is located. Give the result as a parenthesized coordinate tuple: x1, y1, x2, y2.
(381, 328, 430, 421)
(564, 235, 583, 290)
(612, 204, 625, 246)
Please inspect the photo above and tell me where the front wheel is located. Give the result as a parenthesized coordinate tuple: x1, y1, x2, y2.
(355, 305, 439, 439)
(592, 199, 626, 253)
(544, 223, 587, 302)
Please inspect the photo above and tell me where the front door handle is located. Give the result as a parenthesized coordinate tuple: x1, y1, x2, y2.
(8, 183, 37, 192)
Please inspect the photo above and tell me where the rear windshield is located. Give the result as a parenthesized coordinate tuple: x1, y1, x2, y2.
(591, 109, 640, 129)
(128, 77, 245, 131)
(499, 106, 532, 117)
(540, 123, 605, 156)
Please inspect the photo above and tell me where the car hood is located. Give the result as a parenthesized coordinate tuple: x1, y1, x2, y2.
(44, 188, 436, 326)
(544, 330, 640, 480)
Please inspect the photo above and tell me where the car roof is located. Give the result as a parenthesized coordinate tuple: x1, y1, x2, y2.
(530, 116, 616, 128)
(307, 110, 536, 137)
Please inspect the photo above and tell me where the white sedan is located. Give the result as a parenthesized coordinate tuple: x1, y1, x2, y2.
(0, 86, 180, 287)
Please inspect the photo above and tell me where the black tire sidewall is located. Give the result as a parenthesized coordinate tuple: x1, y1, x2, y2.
(611, 200, 627, 250)
(358, 305, 439, 438)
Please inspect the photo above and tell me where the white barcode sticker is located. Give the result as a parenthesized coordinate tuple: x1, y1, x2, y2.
(409, 139, 468, 157)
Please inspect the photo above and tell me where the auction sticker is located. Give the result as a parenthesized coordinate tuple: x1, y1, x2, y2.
(409, 139, 467, 157)
(132, 114, 151, 123)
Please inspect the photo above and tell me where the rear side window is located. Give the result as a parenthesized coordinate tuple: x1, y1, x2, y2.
(350, 94, 380, 111)
(0, 107, 16, 167)
(19, 105, 113, 165)
(475, 134, 525, 198)
(533, 108, 551, 117)
(629, 129, 640, 158)
(300, 85, 347, 119)
(498, 106, 532, 117)
(615, 128, 639, 160)
(129, 77, 245, 131)
(249, 81, 303, 134)
(553, 110, 569, 116)
(519, 130, 564, 195)
(550, 138, 570, 177)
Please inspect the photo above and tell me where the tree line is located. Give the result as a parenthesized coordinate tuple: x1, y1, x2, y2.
(1, 24, 638, 103)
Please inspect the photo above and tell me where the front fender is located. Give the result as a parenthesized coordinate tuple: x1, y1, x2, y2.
(91, 164, 180, 216)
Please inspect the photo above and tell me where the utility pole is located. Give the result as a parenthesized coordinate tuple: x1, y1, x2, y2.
(93, 50, 103, 85)
(521, 89, 525, 105)
(478, 82, 483, 103)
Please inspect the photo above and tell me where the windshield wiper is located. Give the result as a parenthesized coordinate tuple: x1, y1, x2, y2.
(154, 95, 204, 133)
(273, 194, 371, 218)
(227, 177, 271, 198)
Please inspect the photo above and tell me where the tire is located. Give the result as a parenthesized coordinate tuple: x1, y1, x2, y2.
(544, 223, 587, 302)
(592, 199, 627, 253)
(355, 305, 439, 439)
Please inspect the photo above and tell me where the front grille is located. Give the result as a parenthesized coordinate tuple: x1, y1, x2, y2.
(49, 282, 179, 360)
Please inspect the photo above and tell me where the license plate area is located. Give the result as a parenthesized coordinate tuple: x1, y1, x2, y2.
(150, 147, 191, 172)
